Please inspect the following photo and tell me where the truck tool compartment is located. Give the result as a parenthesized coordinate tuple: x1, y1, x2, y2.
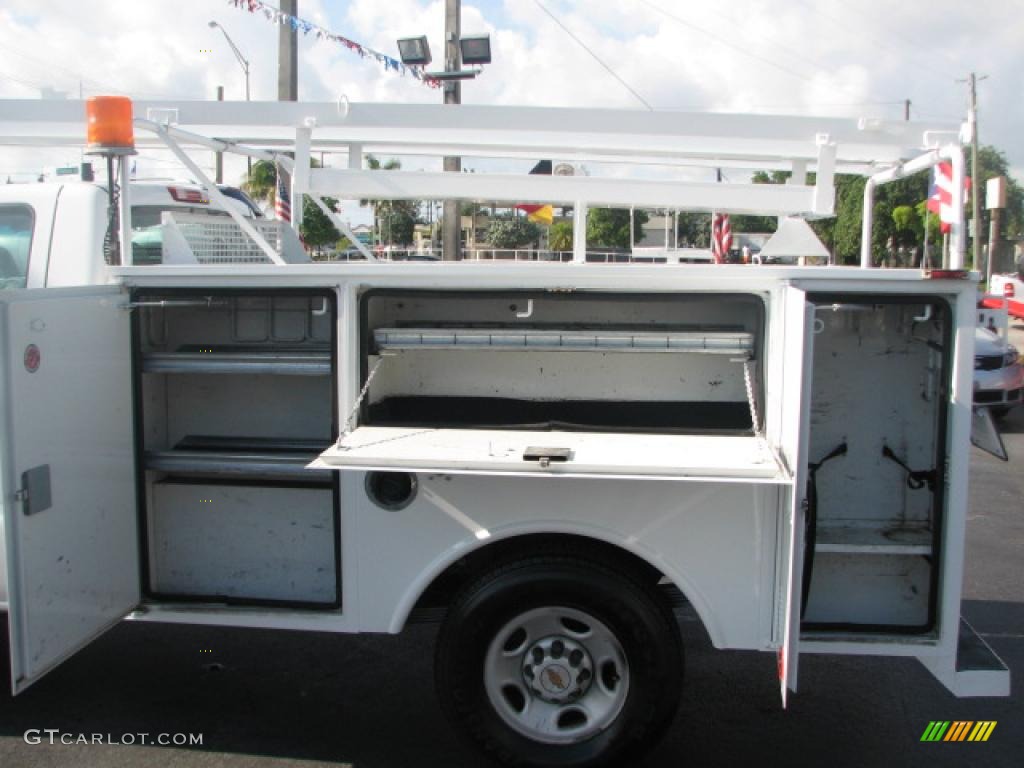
(800, 297, 949, 634)
(134, 289, 340, 607)
(363, 290, 762, 433)
(317, 289, 781, 481)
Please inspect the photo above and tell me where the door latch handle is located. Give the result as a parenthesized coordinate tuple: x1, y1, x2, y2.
(18, 464, 52, 516)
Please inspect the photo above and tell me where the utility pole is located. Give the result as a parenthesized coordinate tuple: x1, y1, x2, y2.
(962, 72, 987, 270)
(442, 0, 462, 261)
(279, 0, 299, 228)
(278, 0, 298, 101)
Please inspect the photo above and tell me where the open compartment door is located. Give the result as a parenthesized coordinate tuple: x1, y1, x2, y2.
(314, 427, 787, 483)
(1, 287, 139, 693)
(774, 286, 815, 706)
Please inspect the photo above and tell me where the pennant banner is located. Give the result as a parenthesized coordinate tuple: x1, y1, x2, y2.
(227, 1, 441, 89)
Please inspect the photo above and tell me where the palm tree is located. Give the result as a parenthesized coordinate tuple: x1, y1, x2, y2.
(361, 155, 401, 247)
(242, 159, 277, 204)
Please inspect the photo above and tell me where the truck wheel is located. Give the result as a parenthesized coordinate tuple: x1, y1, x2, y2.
(435, 555, 682, 767)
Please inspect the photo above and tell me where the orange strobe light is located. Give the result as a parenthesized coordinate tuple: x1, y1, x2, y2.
(85, 96, 136, 155)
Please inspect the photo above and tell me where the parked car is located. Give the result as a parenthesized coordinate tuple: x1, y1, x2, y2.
(974, 325, 1023, 417)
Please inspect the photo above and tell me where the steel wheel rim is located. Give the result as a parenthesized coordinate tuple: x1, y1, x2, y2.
(483, 606, 630, 745)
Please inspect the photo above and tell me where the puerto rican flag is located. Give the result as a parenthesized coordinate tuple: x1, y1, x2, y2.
(926, 162, 969, 233)
(711, 213, 732, 263)
(275, 170, 291, 223)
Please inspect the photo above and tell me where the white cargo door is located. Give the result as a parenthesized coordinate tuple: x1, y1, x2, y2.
(1, 286, 138, 694)
(775, 286, 815, 706)
(315, 428, 787, 483)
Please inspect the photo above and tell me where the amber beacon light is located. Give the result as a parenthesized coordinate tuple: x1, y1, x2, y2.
(85, 96, 136, 155)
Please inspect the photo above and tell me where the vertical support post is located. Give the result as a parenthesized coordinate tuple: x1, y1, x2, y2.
(347, 143, 363, 170)
(572, 201, 587, 264)
(860, 178, 876, 268)
(968, 73, 981, 270)
(812, 137, 836, 216)
(788, 160, 807, 185)
(215, 86, 224, 184)
(948, 145, 967, 270)
(278, 0, 298, 240)
(118, 155, 132, 266)
(442, 0, 463, 261)
(987, 207, 1001, 287)
(292, 122, 312, 232)
(985, 176, 1007, 286)
(278, 0, 298, 102)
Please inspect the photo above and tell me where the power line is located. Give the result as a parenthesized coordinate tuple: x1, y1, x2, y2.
(639, 0, 815, 84)
(0, 36, 211, 101)
(790, 0, 961, 80)
(677, 2, 836, 78)
(532, 0, 654, 111)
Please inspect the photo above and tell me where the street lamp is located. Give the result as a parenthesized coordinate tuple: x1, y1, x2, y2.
(209, 20, 251, 174)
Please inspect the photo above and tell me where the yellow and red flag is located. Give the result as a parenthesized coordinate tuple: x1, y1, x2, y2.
(515, 204, 554, 225)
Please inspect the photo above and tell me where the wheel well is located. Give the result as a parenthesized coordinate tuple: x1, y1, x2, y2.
(407, 533, 683, 626)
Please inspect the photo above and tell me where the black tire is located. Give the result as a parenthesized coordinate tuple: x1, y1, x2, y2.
(435, 555, 683, 768)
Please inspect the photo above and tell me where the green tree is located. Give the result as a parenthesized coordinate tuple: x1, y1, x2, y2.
(975, 146, 1024, 240)
(549, 220, 573, 251)
(242, 159, 277, 202)
(359, 155, 422, 246)
(586, 208, 647, 249)
(486, 217, 540, 248)
(377, 199, 419, 245)
(676, 212, 711, 247)
(300, 196, 341, 256)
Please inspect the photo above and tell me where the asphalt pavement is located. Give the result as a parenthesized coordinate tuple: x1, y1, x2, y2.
(1, 324, 1023, 768)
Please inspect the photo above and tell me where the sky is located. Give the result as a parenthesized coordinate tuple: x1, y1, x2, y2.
(1, 0, 1022, 216)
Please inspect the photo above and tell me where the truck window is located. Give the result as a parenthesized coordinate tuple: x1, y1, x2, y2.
(0, 204, 34, 289)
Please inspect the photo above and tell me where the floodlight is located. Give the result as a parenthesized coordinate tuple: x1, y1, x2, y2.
(397, 36, 432, 67)
(459, 34, 491, 66)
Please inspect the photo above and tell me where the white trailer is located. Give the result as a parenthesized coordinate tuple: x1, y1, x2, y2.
(0, 98, 1010, 767)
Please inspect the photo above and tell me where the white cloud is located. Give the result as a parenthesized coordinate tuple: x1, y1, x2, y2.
(0, 0, 1020, 188)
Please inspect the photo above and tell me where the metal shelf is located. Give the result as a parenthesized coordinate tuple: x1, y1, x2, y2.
(145, 449, 330, 482)
(815, 524, 933, 556)
(142, 346, 331, 375)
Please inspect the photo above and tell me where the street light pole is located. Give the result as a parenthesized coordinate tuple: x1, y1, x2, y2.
(442, 0, 462, 261)
(209, 20, 252, 175)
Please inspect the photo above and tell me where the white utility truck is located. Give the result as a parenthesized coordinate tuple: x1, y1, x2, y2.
(0, 97, 1010, 767)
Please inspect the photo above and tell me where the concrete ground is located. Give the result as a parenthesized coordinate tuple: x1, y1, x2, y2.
(1, 322, 1023, 768)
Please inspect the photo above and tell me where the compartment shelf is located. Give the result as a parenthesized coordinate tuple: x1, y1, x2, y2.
(143, 345, 331, 375)
(815, 524, 933, 555)
(146, 436, 332, 482)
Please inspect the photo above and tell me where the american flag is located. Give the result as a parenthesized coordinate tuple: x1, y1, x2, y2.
(926, 162, 969, 234)
(275, 170, 291, 223)
(711, 213, 732, 263)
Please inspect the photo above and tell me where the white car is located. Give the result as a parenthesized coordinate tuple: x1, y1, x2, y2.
(974, 325, 1023, 417)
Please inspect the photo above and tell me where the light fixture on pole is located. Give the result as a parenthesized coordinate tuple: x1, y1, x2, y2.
(396, 26, 491, 260)
(397, 36, 432, 67)
(209, 20, 252, 174)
